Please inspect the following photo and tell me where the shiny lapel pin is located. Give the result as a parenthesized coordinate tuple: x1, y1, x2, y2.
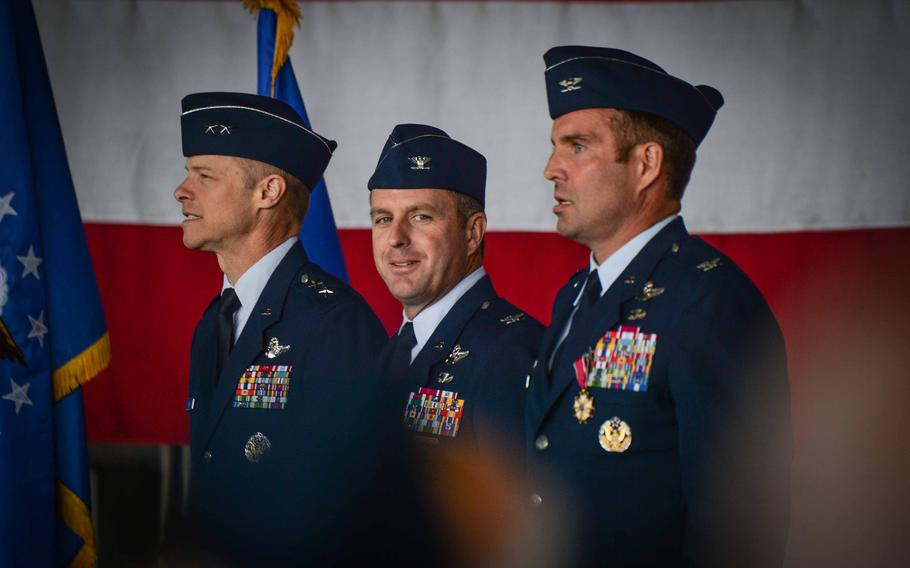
(626, 308, 647, 321)
(636, 281, 665, 302)
(598, 416, 632, 453)
(445, 344, 470, 365)
(265, 337, 290, 359)
(244, 431, 271, 463)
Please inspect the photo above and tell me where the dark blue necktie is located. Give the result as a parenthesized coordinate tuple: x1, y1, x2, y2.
(549, 270, 602, 380)
(386, 322, 417, 382)
(215, 287, 241, 381)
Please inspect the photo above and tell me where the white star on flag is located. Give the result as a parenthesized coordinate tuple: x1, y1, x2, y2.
(2, 377, 33, 415)
(0, 192, 16, 224)
(27, 311, 48, 347)
(16, 245, 42, 280)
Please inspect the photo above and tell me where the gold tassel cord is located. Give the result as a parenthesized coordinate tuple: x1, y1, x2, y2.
(57, 482, 97, 568)
(243, 0, 302, 97)
(52, 331, 111, 402)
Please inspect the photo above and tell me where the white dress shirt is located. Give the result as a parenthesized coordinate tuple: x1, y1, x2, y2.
(221, 237, 297, 343)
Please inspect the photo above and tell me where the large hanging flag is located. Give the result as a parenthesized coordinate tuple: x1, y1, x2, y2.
(247, 0, 349, 282)
(0, 1, 110, 567)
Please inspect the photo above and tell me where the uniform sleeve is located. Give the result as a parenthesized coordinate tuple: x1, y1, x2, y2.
(472, 322, 543, 469)
(668, 278, 792, 567)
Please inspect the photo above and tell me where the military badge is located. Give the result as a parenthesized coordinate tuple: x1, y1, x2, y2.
(244, 431, 271, 463)
(444, 344, 470, 365)
(636, 281, 665, 301)
(233, 365, 292, 409)
(598, 416, 632, 453)
(573, 389, 595, 424)
(265, 337, 290, 359)
(437, 372, 454, 384)
(626, 308, 647, 321)
(573, 325, 657, 392)
(696, 257, 722, 272)
(403, 388, 464, 438)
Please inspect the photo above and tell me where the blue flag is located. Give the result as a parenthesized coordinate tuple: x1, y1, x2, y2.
(0, 1, 110, 567)
(257, 8, 349, 282)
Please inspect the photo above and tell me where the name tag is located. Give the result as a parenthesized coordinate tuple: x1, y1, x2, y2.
(232, 364, 293, 409)
(575, 326, 657, 392)
(403, 388, 464, 438)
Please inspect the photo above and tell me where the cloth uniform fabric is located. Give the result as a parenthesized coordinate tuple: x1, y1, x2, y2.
(525, 217, 792, 567)
(186, 242, 404, 564)
(377, 275, 544, 465)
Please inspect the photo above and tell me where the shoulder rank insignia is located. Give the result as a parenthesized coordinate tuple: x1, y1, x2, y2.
(696, 257, 722, 272)
(598, 416, 632, 453)
(306, 277, 334, 295)
(500, 312, 525, 325)
(444, 344, 470, 365)
(636, 281, 665, 301)
(265, 337, 290, 359)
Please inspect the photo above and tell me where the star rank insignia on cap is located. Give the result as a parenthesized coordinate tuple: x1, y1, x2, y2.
(204, 123, 232, 135)
(408, 156, 432, 170)
(558, 77, 583, 92)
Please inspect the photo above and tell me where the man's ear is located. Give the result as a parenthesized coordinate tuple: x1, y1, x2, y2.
(633, 141, 664, 194)
(466, 211, 487, 256)
(256, 174, 288, 210)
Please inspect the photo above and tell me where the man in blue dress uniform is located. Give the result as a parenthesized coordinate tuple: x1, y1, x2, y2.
(525, 47, 793, 566)
(175, 92, 393, 563)
(369, 124, 543, 465)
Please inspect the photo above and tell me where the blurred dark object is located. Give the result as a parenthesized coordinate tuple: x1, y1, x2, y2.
(0, 317, 25, 366)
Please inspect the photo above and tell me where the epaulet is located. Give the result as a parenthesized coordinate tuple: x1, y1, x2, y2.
(477, 297, 539, 328)
(294, 267, 352, 303)
(669, 236, 728, 277)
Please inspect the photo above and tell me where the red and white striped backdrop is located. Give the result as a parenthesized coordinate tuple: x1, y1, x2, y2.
(32, 0, 909, 444)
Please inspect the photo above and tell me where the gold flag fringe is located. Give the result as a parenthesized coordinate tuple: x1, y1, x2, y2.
(57, 482, 98, 568)
(243, 0, 302, 97)
(52, 331, 111, 402)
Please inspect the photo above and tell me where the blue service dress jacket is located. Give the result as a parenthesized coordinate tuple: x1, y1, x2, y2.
(185, 243, 392, 563)
(526, 217, 792, 567)
(378, 275, 544, 465)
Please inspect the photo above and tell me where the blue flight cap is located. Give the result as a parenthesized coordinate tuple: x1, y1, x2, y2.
(181, 92, 337, 190)
(367, 123, 487, 208)
(544, 46, 724, 147)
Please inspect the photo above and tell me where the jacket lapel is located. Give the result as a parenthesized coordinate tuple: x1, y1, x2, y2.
(407, 275, 497, 388)
(199, 243, 308, 448)
(532, 218, 690, 430)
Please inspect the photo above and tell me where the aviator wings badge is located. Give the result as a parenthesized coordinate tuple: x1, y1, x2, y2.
(265, 337, 290, 359)
(444, 344, 470, 365)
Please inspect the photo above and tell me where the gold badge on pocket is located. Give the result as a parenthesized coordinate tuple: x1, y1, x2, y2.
(598, 416, 632, 453)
